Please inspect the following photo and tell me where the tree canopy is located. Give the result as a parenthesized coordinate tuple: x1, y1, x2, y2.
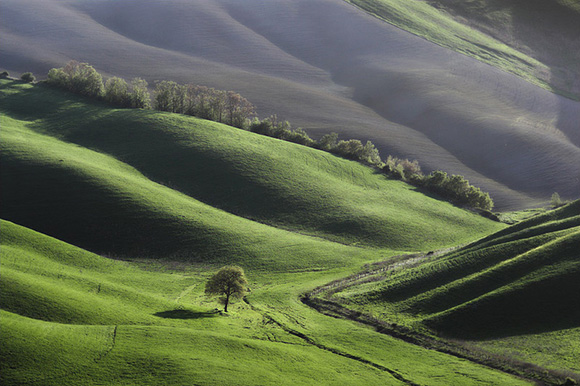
(205, 266, 248, 312)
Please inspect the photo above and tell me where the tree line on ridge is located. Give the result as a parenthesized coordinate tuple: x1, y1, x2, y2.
(33, 61, 493, 212)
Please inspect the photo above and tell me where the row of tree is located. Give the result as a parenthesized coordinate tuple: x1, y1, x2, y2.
(46, 61, 256, 129)
(382, 156, 494, 210)
(154, 81, 255, 129)
(248, 116, 382, 166)
(41, 61, 494, 211)
(47, 61, 151, 108)
(247, 119, 492, 210)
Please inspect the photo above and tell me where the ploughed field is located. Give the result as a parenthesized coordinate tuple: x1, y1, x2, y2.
(1, 0, 579, 210)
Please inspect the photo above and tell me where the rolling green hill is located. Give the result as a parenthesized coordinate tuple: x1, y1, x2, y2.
(331, 200, 580, 376)
(0, 220, 392, 385)
(0, 79, 537, 385)
(0, 79, 503, 262)
(0, 220, 534, 385)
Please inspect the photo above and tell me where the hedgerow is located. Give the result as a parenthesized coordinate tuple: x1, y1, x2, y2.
(42, 60, 494, 212)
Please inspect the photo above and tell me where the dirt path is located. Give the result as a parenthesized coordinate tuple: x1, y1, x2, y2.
(302, 252, 564, 386)
(243, 297, 419, 386)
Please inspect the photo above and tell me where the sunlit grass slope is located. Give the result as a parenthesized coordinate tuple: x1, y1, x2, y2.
(0, 220, 391, 385)
(0, 220, 533, 385)
(420, 0, 580, 97)
(336, 200, 580, 338)
(0, 113, 378, 272)
(0, 79, 503, 259)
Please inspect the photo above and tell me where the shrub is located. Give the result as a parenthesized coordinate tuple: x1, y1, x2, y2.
(65, 61, 104, 97)
(317, 132, 339, 151)
(130, 78, 151, 109)
(334, 139, 382, 165)
(104, 77, 130, 107)
(283, 127, 315, 146)
(47, 68, 69, 88)
(20, 72, 35, 83)
(551, 192, 563, 208)
(47, 61, 104, 98)
(0, 71, 9, 79)
(422, 170, 493, 211)
(383, 156, 422, 181)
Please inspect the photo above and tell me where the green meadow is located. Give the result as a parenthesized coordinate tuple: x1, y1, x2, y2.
(330, 200, 580, 381)
(1, 220, 533, 385)
(0, 79, 566, 385)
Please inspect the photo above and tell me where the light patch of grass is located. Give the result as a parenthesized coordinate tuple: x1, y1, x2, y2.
(467, 328, 580, 375)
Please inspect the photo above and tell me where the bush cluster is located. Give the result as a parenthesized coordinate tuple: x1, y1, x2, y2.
(47, 61, 151, 108)
(249, 115, 315, 147)
(382, 157, 493, 210)
(42, 61, 494, 212)
(154, 81, 255, 129)
(249, 121, 382, 167)
(20, 72, 36, 83)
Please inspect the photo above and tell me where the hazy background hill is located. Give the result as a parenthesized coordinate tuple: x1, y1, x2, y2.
(1, 0, 579, 210)
(423, 0, 580, 95)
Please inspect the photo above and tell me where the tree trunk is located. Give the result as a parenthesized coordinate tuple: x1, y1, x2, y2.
(224, 293, 230, 312)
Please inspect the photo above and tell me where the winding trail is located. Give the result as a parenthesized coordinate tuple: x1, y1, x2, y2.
(301, 253, 562, 386)
(243, 297, 419, 385)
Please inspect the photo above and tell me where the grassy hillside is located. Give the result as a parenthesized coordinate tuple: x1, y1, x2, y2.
(347, 0, 580, 98)
(0, 220, 534, 385)
(0, 79, 540, 384)
(0, 79, 503, 261)
(0, 220, 389, 386)
(330, 200, 580, 376)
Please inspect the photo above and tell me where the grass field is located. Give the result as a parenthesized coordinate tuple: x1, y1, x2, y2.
(1, 220, 534, 385)
(0, 79, 537, 384)
(330, 200, 580, 380)
(0, 79, 503, 257)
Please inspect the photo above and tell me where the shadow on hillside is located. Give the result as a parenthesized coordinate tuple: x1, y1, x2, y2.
(154, 309, 221, 319)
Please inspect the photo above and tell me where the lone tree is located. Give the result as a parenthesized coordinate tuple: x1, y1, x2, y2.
(205, 266, 248, 312)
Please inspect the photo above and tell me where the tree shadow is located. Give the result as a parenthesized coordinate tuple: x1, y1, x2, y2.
(154, 309, 221, 319)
